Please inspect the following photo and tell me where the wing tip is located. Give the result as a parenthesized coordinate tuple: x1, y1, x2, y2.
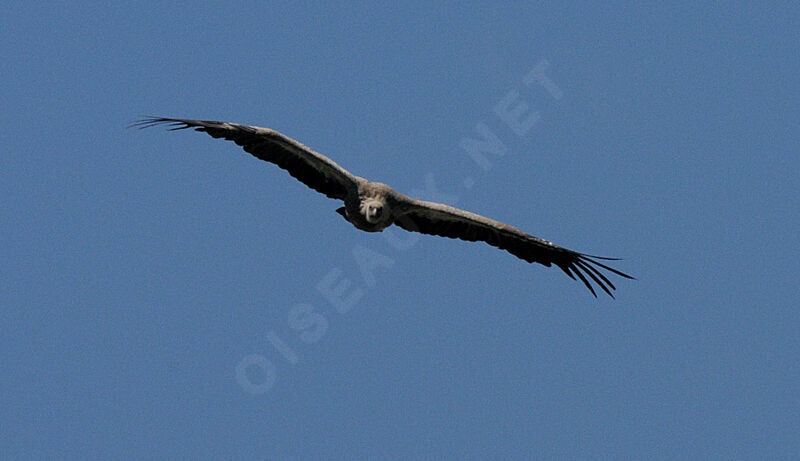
(128, 116, 191, 131)
(556, 252, 633, 298)
(580, 254, 636, 281)
(128, 116, 216, 132)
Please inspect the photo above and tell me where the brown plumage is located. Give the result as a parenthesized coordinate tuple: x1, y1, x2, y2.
(134, 117, 633, 297)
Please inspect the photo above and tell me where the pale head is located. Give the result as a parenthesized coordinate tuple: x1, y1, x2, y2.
(361, 198, 385, 224)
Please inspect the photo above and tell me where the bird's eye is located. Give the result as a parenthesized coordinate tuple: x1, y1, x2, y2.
(373, 206, 382, 218)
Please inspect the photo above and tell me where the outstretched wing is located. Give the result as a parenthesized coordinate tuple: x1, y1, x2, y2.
(389, 194, 634, 297)
(133, 117, 360, 200)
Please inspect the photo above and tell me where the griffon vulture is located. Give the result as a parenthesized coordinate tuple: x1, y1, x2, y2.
(134, 117, 633, 297)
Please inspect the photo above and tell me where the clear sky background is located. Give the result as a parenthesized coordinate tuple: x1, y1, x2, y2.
(2, 3, 798, 459)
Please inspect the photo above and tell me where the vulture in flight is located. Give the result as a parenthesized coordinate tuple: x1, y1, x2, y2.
(134, 117, 633, 297)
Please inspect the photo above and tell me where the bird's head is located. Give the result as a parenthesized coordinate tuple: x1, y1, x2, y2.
(363, 200, 385, 224)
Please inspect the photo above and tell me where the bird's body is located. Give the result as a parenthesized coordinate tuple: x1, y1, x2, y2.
(134, 117, 633, 297)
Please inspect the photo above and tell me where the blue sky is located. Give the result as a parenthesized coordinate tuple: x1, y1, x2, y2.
(2, 2, 798, 459)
